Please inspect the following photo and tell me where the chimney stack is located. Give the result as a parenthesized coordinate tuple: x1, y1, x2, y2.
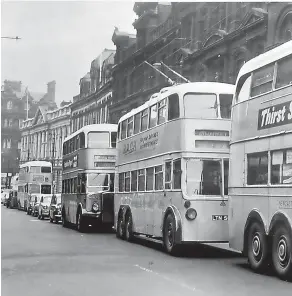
(47, 80, 56, 102)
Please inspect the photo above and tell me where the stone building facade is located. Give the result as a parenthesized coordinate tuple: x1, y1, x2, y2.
(109, 2, 292, 124)
(70, 48, 115, 134)
(1, 80, 57, 187)
(20, 104, 71, 193)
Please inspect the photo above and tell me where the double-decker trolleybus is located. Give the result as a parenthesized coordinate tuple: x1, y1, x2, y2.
(61, 124, 117, 232)
(114, 82, 235, 254)
(229, 40, 292, 281)
(17, 161, 52, 211)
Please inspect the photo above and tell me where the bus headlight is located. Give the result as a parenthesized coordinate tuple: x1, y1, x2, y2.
(92, 202, 99, 213)
(185, 208, 197, 220)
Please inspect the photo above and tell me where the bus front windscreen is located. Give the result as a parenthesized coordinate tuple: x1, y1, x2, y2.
(184, 93, 218, 118)
(185, 158, 229, 197)
(87, 173, 114, 193)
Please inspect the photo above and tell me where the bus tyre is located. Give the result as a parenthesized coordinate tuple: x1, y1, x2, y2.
(163, 213, 180, 256)
(116, 213, 125, 239)
(125, 212, 134, 242)
(76, 210, 85, 233)
(247, 221, 269, 273)
(272, 225, 292, 282)
(62, 208, 68, 228)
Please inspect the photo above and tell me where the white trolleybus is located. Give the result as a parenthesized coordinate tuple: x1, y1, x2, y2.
(229, 40, 292, 281)
(61, 124, 117, 232)
(114, 82, 235, 254)
(17, 161, 52, 211)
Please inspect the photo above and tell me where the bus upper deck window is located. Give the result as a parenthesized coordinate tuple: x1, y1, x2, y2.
(141, 109, 149, 132)
(219, 94, 233, 119)
(168, 94, 179, 120)
(184, 93, 217, 119)
(134, 113, 141, 134)
(276, 55, 292, 89)
(251, 64, 274, 97)
(111, 132, 117, 148)
(235, 75, 251, 103)
(127, 117, 134, 137)
(80, 132, 85, 148)
(121, 120, 127, 139)
(149, 104, 158, 128)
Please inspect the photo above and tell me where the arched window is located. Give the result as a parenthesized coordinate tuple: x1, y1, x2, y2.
(278, 11, 292, 42)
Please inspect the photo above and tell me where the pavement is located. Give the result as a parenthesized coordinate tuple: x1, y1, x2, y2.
(1, 205, 291, 296)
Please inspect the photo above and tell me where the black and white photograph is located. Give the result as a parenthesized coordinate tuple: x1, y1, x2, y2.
(1, 1, 292, 295)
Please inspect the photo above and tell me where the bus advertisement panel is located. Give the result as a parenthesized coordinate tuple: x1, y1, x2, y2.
(17, 161, 52, 211)
(229, 40, 292, 281)
(61, 124, 117, 232)
(114, 82, 235, 255)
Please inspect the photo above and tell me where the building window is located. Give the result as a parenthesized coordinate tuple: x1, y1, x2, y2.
(247, 152, 268, 185)
(8, 119, 13, 126)
(6, 138, 11, 149)
(7, 101, 13, 109)
(4, 119, 8, 127)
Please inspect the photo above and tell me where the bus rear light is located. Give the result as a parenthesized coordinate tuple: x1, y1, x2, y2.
(184, 200, 191, 209)
(185, 208, 197, 221)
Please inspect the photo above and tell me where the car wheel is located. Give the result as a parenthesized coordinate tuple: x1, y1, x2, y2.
(247, 221, 270, 273)
(272, 224, 292, 282)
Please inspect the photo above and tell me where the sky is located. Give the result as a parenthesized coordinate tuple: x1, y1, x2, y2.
(1, 0, 136, 106)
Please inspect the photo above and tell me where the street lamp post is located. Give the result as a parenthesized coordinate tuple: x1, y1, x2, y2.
(49, 131, 56, 195)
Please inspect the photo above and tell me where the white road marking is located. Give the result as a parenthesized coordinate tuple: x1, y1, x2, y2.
(134, 264, 205, 293)
(29, 219, 41, 222)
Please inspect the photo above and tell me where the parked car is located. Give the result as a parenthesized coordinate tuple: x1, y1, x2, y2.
(31, 195, 41, 217)
(27, 195, 36, 215)
(2, 189, 11, 206)
(49, 194, 62, 223)
(38, 195, 52, 220)
(6, 190, 18, 209)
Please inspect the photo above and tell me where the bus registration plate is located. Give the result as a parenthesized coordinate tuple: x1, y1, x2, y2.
(212, 215, 228, 221)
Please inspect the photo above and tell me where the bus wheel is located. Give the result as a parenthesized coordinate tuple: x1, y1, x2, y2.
(116, 213, 125, 239)
(76, 210, 85, 233)
(272, 225, 292, 282)
(62, 208, 68, 228)
(163, 213, 180, 256)
(247, 221, 269, 273)
(125, 212, 134, 242)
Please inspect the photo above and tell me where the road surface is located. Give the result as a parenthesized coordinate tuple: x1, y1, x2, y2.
(2, 206, 291, 296)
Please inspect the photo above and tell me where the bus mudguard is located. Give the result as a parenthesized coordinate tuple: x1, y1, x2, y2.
(163, 205, 182, 244)
(244, 209, 268, 252)
(268, 211, 292, 237)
